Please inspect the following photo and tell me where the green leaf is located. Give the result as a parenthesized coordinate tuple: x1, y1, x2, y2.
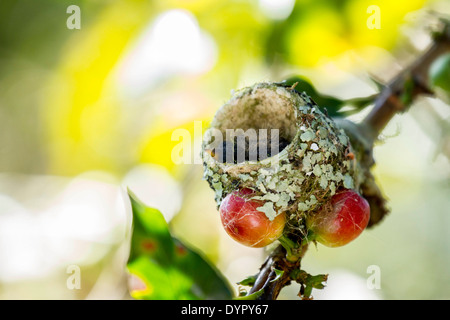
(271, 269, 284, 283)
(171, 238, 233, 299)
(127, 189, 233, 300)
(305, 273, 328, 290)
(237, 275, 257, 287)
(277, 76, 376, 117)
(429, 53, 450, 93)
(234, 289, 264, 300)
(127, 189, 175, 266)
(400, 77, 415, 106)
(291, 269, 328, 300)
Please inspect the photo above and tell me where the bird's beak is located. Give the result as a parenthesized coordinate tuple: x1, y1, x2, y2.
(205, 149, 216, 158)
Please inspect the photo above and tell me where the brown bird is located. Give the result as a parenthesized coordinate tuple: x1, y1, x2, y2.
(207, 134, 290, 163)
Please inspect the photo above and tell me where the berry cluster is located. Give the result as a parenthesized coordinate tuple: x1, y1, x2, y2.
(219, 188, 370, 248)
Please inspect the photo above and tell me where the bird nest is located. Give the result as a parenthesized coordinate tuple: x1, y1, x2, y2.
(201, 82, 361, 228)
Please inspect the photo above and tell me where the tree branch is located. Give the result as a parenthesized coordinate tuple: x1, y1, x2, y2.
(247, 20, 450, 301)
(363, 23, 450, 141)
(357, 21, 450, 227)
(247, 243, 307, 300)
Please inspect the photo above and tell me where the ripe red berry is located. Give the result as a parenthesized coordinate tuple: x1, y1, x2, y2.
(219, 188, 286, 248)
(306, 189, 370, 248)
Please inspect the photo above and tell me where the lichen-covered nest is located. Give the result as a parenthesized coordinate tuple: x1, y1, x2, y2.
(201, 82, 362, 229)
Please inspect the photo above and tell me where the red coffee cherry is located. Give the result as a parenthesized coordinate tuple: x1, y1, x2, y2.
(306, 189, 370, 248)
(219, 188, 286, 248)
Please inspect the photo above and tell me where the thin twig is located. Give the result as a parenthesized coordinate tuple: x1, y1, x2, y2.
(363, 23, 450, 141)
(247, 244, 307, 300)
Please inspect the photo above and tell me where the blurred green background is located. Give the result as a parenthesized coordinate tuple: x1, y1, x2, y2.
(0, 0, 448, 299)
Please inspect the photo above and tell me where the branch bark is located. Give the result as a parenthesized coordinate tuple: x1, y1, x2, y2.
(247, 244, 305, 300)
(362, 23, 450, 141)
(359, 21, 450, 227)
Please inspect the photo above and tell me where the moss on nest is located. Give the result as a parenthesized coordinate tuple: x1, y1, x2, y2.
(201, 82, 361, 230)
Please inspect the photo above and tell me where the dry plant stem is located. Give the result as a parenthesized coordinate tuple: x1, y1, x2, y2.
(248, 244, 307, 300)
(363, 25, 450, 141)
(247, 246, 283, 295)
